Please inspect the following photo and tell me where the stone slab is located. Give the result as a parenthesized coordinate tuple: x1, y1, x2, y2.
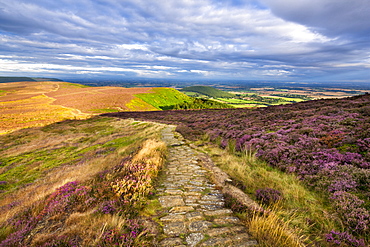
(159, 196, 185, 207)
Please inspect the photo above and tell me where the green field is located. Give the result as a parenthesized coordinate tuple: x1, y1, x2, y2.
(135, 88, 191, 110)
(181, 85, 234, 98)
(263, 95, 305, 102)
(216, 98, 261, 104)
(135, 88, 232, 110)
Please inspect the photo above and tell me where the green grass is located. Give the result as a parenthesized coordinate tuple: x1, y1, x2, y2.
(217, 98, 260, 104)
(60, 82, 90, 88)
(182, 91, 199, 97)
(181, 86, 234, 98)
(135, 88, 192, 110)
(263, 95, 305, 102)
(233, 104, 267, 108)
(0, 146, 79, 192)
(91, 108, 120, 113)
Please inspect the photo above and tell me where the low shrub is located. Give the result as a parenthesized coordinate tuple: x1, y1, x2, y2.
(255, 188, 283, 205)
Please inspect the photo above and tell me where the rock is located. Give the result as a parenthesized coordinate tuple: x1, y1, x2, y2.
(169, 206, 194, 214)
(213, 216, 241, 225)
(188, 221, 213, 232)
(200, 237, 232, 246)
(163, 222, 186, 236)
(186, 233, 204, 247)
(159, 237, 184, 247)
(204, 209, 233, 216)
(159, 195, 185, 207)
(186, 211, 204, 222)
(165, 189, 184, 195)
(160, 214, 186, 223)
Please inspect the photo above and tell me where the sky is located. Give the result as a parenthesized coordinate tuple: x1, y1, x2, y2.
(0, 0, 369, 83)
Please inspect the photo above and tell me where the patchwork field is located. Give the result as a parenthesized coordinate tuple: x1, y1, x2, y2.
(181, 85, 369, 108)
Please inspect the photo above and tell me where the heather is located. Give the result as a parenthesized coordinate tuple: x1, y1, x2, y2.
(106, 93, 370, 245)
(0, 116, 166, 246)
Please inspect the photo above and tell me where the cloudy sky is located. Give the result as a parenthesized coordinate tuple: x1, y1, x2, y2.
(0, 0, 369, 82)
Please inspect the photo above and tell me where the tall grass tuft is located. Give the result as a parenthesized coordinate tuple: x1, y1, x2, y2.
(248, 206, 307, 247)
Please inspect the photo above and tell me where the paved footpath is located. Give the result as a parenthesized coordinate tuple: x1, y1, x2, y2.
(156, 127, 258, 247)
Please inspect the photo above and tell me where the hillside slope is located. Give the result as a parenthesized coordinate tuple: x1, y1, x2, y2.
(105, 93, 370, 246)
(0, 81, 233, 134)
(0, 116, 167, 246)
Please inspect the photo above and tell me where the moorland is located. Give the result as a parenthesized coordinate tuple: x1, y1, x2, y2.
(0, 80, 229, 134)
(0, 78, 369, 246)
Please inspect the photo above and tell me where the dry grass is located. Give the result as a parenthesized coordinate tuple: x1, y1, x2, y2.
(247, 205, 307, 247)
(0, 94, 79, 134)
(132, 139, 167, 167)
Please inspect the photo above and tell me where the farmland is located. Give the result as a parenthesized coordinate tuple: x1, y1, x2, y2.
(181, 84, 368, 108)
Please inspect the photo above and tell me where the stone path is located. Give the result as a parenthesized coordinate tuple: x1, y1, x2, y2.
(156, 127, 258, 247)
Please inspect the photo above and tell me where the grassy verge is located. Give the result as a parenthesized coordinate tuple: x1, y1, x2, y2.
(201, 144, 341, 246)
(0, 116, 167, 246)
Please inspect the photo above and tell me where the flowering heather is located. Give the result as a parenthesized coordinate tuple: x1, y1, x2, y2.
(255, 188, 283, 205)
(330, 191, 369, 233)
(98, 219, 143, 247)
(325, 230, 366, 247)
(107, 93, 370, 241)
(98, 200, 118, 214)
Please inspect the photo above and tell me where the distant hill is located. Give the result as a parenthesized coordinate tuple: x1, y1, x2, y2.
(0, 77, 63, 83)
(0, 77, 37, 83)
(181, 85, 234, 98)
(32, 77, 63, 82)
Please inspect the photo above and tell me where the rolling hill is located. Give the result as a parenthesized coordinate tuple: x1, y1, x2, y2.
(0, 81, 232, 134)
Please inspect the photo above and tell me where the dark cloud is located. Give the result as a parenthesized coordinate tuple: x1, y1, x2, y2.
(261, 0, 370, 38)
